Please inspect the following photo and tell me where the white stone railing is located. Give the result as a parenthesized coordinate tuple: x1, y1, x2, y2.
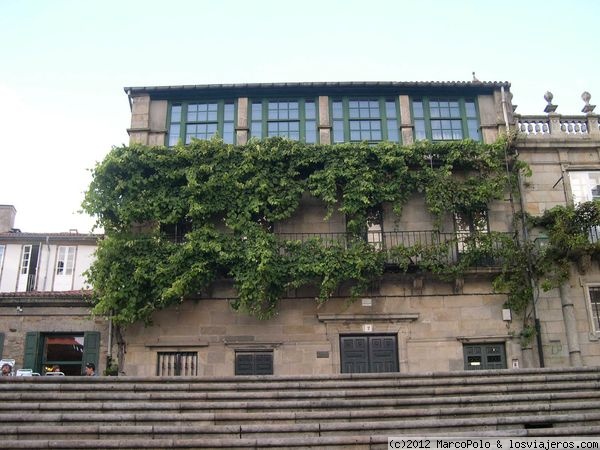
(559, 117, 588, 134)
(516, 116, 550, 135)
(515, 113, 599, 139)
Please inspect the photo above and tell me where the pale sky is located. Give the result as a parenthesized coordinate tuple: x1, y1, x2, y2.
(1, 0, 598, 232)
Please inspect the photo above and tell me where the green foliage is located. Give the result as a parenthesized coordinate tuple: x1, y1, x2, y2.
(83, 137, 518, 325)
(530, 201, 600, 290)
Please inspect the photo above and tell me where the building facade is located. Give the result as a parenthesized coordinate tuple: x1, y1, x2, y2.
(0, 205, 107, 375)
(120, 81, 545, 377)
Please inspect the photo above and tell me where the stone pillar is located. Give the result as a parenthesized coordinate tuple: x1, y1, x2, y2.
(559, 282, 583, 366)
(398, 95, 413, 144)
(0, 205, 16, 232)
(148, 100, 168, 146)
(236, 97, 249, 145)
(318, 96, 331, 144)
(548, 113, 562, 135)
(127, 94, 151, 145)
(587, 115, 599, 137)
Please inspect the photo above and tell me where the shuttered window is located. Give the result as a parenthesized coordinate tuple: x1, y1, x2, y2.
(235, 351, 273, 375)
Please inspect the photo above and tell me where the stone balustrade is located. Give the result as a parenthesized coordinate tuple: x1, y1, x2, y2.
(515, 113, 599, 139)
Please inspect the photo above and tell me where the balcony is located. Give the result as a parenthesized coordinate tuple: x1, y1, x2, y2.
(275, 230, 512, 271)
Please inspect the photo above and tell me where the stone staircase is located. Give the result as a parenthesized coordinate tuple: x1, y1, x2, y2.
(1, 367, 600, 449)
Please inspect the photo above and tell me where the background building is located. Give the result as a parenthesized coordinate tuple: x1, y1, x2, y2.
(0, 205, 106, 375)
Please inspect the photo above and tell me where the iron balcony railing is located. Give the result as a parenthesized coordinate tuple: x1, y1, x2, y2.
(275, 230, 512, 269)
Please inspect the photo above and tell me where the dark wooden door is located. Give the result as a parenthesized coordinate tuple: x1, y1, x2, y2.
(340, 335, 398, 373)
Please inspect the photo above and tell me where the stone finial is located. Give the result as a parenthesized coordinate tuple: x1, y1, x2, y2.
(508, 91, 517, 112)
(544, 91, 558, 113)
(581, 91, 596, 114)
(472, 71, 481, 83)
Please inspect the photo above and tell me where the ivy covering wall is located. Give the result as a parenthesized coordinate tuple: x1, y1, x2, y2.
(83, 137, 526, 325)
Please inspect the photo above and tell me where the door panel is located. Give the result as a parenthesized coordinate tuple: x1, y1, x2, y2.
(340, 335, 398, 374)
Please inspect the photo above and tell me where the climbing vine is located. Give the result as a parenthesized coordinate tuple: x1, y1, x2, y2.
(84, 137, 525, 325)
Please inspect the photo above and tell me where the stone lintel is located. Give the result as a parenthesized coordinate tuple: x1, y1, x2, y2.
(317, 313, 419, 323)
(456, 335, 513, 343)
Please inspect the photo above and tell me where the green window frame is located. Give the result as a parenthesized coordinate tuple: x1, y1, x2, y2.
(412, 97, 480, 141)
(249, 98, 317, 143)
(331, 97, 400, 143)
(167, 100, 236, 146)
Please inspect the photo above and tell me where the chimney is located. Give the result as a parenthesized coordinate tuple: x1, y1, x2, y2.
(0, 205, 17, 233)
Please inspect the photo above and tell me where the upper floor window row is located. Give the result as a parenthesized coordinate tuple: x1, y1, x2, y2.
(167, 101, 236, 146)
(332, 98, 399, 143)
(165, 96, 481, 145)
(413, 98, 480, 142)
(250, 99, 317, 143)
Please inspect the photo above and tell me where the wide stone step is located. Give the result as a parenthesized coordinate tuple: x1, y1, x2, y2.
(2, 369, 599, 393)
(5, 425, 600, 450)
(2, 411, 600, 440)
(2, 389, 600, 415)
(1, 380, 598, 404)
(0, 400, 597, 427)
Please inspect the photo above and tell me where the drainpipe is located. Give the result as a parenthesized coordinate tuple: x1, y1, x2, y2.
(559, 282, 583, 366)
(502, 86, 545, 367)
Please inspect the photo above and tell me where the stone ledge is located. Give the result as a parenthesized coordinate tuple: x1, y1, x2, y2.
(317, 313, 419, 323)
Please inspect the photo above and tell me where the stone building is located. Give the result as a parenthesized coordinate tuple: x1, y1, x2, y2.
(0, 205, 107, 375)
(120, 81, 538, 377)
(515, 92, 600, 368)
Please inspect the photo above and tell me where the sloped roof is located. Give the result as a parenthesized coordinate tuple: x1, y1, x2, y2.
(125, 80, 510, 100)
(0, 231, 99, 243)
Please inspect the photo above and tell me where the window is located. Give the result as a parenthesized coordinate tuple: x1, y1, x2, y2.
(249, 99, 317, 143)
(18, 244, 40, 292)
(331, 98, 399, 143)
(587, 286, 600, 333)
(569, 171, 600, 204)
(464, 343, 506, 370)
(454, 210, 489, 254)
(157, 352, 198, 376)
(56, 246, 76, 276)
(412, 98, 480, 141)
(235, 351, 273, 375)
(568, 171, 600, 242)
(167, 101, 236, 146)
(0, 245, 4, 268)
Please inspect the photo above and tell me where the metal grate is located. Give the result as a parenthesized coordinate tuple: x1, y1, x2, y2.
(156, 352, 198, 376)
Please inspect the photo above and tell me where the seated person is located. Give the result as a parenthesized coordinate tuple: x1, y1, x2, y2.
(1, 362, 12, 376)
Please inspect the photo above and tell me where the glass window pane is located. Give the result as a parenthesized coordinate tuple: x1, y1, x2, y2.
(465, 101, 477, 118)
(415, 120, 426, 141)
(251, 122, 262, 138)
(171, 105, 181, 123)
(305, 101, 316, 119)
(467, 119, 480, 141)
(412, 101, 424, 118)
(224, 103, 234, 121)
(168, 124, 180, 146)
(252, 102, 262, 118)
(332, 101, 343, 119)
(351, 131, 361, 141)
(386, 100, 397, 119)
(387, 120, 399, 142)
(305, 120, 316, 143)
(223, 123, 234, 144)
(333, 120, 344, 142)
